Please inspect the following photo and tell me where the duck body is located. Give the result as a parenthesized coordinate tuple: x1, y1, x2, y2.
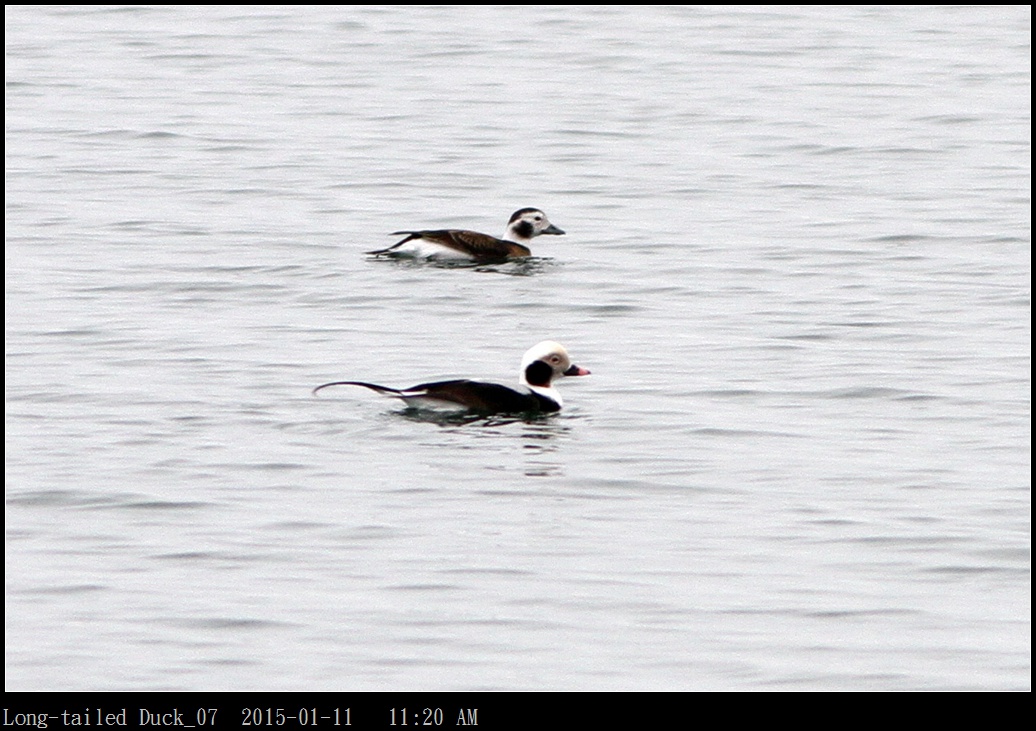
(368, 208, 564, 262)
(326, 379, 565, 413)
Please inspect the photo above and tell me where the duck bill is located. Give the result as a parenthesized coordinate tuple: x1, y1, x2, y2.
(564, 364, 590, 377)
(543, 224, 565, 235)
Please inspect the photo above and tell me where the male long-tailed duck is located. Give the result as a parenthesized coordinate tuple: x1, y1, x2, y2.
(313, 341, 589, 414)
(367, 208, 565, 262)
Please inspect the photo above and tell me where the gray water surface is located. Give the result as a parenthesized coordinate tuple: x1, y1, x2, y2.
(5, 5, 1030, 691)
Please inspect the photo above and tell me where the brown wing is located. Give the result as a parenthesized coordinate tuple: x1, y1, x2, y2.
(379, 229, 529, 261)
(446, 230, 531, 260)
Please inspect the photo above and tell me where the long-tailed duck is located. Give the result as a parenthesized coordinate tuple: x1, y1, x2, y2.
(313, 341, 589, 414)
(367, 208, 565, 262)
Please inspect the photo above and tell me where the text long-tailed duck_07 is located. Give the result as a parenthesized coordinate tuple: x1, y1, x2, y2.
(313, 341, 590, 414)
(366, 208, 564, 262)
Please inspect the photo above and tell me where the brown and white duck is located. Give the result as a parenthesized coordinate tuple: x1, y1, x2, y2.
(367, 208, 565, 262)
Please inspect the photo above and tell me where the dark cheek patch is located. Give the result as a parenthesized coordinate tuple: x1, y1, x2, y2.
(514, 221, 534, 239)
(524, 360, 553, 387)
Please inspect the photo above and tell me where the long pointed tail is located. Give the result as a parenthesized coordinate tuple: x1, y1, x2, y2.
(312, 380, 403, 397)
(367, 232, 419, 256)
